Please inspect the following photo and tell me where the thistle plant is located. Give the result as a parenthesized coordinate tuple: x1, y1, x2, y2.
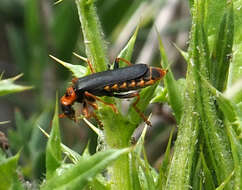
(0, 0, 241, 190)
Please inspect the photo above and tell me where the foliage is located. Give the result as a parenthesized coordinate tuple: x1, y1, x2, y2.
(0, 0, 241, 189)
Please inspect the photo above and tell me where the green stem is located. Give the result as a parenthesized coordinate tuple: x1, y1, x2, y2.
(75, 0, 108, 72)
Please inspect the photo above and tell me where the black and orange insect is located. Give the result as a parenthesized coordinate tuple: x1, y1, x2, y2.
(59, 58, 167, 126)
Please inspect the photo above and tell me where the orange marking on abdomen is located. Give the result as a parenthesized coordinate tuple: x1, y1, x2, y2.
(111, 84, 119, 90)
(104, 86, 110, 91)
(128, 80, 136, 88)
(137, 79, 145, 87)
(119, 82, 127, 89)
(145, 80, 155, 86)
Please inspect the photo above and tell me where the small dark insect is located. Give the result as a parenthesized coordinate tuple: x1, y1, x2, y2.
(59, 58, 167, 126)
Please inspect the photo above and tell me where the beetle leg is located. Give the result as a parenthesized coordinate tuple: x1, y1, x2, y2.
(82, 101, 104, 128)
(89, 112, 104, 129)
(132, 93, 152, 126)
(87, 59, 96, 73)
(82, 101, 90, 118)
(113, 92, 152, 126)
(114, 57, 132, 69)
(84, 91, 118, 113)
(85, 99, 99, 110)
(72, 77, 78, 84)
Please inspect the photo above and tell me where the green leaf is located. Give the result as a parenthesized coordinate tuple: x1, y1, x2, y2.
(38, 126, 81, 165)
(229, 0, 242, 84)
(8, 110, 37, 158)
(61, 144, 82, 164)
(116, 24, 139, 66)
(200, 150, 216, 190)
(0, 153, 24, 190)
(29, 110, 51, 158)
(129, 122, 152, 190)
(75, 0, 108, 72)
(224, 78, 242, 104)
(138, 149, 157, 190)
(41, 148, 129, 190)
(157, 33, 183, 123)
(87, 176, 109, 190)
(157, 127, 174, 189)
(203, 0, 228, 49)
(134, 120, 149, 155)
(216, 170, 235, 190)
(150, 86, 167, 104)
(45, 98, 62, 180)
(200, 74, 242, 136)
(200, 75, 237, 122)
(192, 150, 216, 190)
(166, 1, 235, 189)
(211, 2, 234, 91)
(0, 74, 33, 96)
(129, 152, 142, 190)
(192, 152, 202, 190)
(50, 55, 87, 78)
(226, 124, 242, 190)
(238, 102, 242, 120)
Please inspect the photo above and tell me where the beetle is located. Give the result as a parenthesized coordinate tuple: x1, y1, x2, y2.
(59, 57, 167, 126)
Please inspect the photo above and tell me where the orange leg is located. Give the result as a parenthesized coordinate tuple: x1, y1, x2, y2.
(115, 57, 132, 66)
(113, 57, 132, 69)
(113, 92, 151, 126)
(72, 52, 95, 73)
(84, 91, 118, 113)
(131, 93, 152, 127)
(72, 77, 78, 84)
(86, 100, 98, 110)
(90, 112, 104, 129)
(82, 101, 104, 128)
(87, 59, 95, 73)
(82, 102, 90, 118)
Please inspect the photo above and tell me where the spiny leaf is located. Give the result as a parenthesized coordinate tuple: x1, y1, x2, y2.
(39, 126, 81, 164)
(227, 124, 242, 190)
(157, 127, 174, 189)
(0, 153, 24, 190)
(50, 55, 87, 78)
(150, 86, 167, 103)
(211, 2, 234, 91)
(216, 171, 234, 190)
(41, 148, 129, 190)
(228, 0, 242, 84)
(116, 24, 140, 66)
(45, 97, 62, 180)
(0, 74, 33, 96)
(200, 74, 242, 136)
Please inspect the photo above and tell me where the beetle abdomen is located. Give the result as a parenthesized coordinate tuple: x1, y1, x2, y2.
(74, 64, 148, 93)
(101, 67, 166, 93)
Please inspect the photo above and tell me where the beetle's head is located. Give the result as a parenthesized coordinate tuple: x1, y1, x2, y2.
(59, 87, 77, 120)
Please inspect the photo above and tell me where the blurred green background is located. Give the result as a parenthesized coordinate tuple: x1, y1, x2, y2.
(0, 0, 190, 182)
